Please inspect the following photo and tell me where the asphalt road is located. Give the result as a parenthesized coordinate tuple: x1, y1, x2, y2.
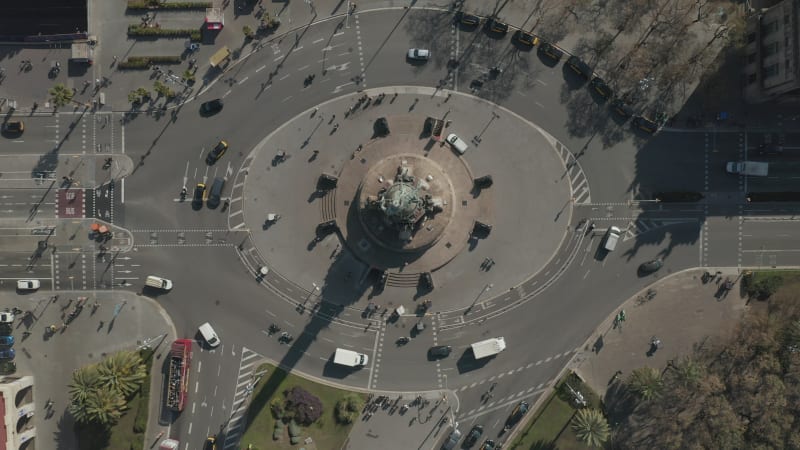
(3, 6, 800, 450)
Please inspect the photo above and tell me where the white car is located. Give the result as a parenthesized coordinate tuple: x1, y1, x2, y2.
(16, 280, 40, 291)
(0, 312, 14, 324)
(446, 133, 469, 154)
(407, 48, 430, 61)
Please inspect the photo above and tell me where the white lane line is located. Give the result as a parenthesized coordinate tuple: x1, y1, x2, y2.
(333, 32, 345, 37)
(279, 74, 290, 81)
(238, 76, 248, 85)
(222, 89, 232, 98)
(273, 56, 283, 62)
(535, 101, 545, 108)
(313, 38, 324, 44)
(297, 65, 309, 71)
(536, 79, 547, 86)
(255, 65, 267, 73)
(282, 96, 293, 103)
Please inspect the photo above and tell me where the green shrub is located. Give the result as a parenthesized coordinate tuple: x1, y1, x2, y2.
(118, 56, 182, 70)
(129, 434, 144, 450)
(334, 395, 363, 424)
(288, 420, 299, 437)
(270, 397, 284, 419)
(127, 0, 212, 10)
(128, 24, 201, 41)
(747, 274, 784, 299)
(290, 436, 301, 445)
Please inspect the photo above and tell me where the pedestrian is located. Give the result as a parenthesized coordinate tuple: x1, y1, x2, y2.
(313, 150, 319, 156)
(329, 114, 336, 124)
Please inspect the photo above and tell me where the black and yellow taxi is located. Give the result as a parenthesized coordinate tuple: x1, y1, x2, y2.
(566, 55, 592, 80)
(457, 12, 481, 27)
(632, 116, 659, 134)
(590, 76, 612, 100)
(204, 435, 217, 450)
(538, 41, 563, 62)
(610, 98, 634, 119)
(514, 30, 537, 47)
(206, 140, 228, 165)
(192, 183, 206, 208)
(1, 120, 24, 135)
(485, 19, 508, 35)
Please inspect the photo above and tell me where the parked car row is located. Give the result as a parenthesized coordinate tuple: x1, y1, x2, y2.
(454, 10, 661, 135)
(0, 311, 16, 365)
(440, 400, 530, 449)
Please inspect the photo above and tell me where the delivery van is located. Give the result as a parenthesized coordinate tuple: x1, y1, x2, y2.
(603, 226, 621, 252)
(145, 275, 173, 290)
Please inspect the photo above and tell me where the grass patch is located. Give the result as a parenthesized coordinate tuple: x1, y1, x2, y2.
(239, 363, 365, 450)
(742, 269, 800, 299)
(75, 349, 154, 450)
(510, 373, 601, 450)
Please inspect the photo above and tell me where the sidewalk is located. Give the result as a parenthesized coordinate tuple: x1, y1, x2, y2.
(344, 389, 459, 450)
(571, 268, 747, 398)
(2, 290, 177, 450)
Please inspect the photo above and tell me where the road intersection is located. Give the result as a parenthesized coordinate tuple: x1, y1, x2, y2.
(2, 1, 800, 449)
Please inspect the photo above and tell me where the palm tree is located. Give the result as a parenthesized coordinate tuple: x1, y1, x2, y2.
(85, 387, 128, 426)
(97, 350, 146, 397)
(669, 357, 703, 389)
(627, 366, 663, 401)
(69, 366, 99, 403)
(48, 83, 74, 108)
(571, 408, 610, 448)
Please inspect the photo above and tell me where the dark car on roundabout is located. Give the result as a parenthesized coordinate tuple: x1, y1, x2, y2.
(504, 401, 530, 430)
(610, 98, 635, 119)
(429, 345, 452, 358)
(538, 42, 563, 63)
(590, 77, 613, 101)
(206, 140, 229, 165)
(463, 424, 483, 447)
(566, 55, 592, 81)
(514, 30, 537, 47)
(200, 99, 223, 116)
(457, 12, 481, 27)
(2, 120, 24, 136)
(192, 183, 206, 209)
(638, 259, 663, 275)
(485, 19, 508, 36)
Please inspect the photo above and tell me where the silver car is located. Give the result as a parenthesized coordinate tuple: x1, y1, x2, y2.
(446, 133, 469, 154)
(441, 428, 461, 450)
(407, 48, 430, 61)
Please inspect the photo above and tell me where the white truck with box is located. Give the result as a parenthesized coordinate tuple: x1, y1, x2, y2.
(471, 337, 506, 359)
(334, 348, 368, 367)
(146, 275, 173, 290)
(726, 161, 768, 177)
(603, 226, 622, 252)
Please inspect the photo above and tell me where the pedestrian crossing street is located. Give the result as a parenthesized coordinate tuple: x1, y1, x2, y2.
(223, 348, 268, 450)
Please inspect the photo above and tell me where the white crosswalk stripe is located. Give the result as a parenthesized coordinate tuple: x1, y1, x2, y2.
(222, 347, 267, 450)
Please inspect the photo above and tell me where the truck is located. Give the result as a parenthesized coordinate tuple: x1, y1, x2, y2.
(726, 161, 768, 177)
(333, 348, 368, 367)
(166, 339, 192, 411)
(471, 337, 506, 359)
(146, 275, 173, 290)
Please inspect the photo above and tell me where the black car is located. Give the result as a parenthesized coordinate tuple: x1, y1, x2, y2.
(632, 116, 658, 134)
(610, 98, 634, 119)
(504, 401, 530, 429)
(200, 99, 223, 115)
(590, 77, 612, 100)
(192, 183, 206, 208)
(2, 120, 24, 134)
(514, 30, 536, 47)
(638, 259, 663, 274)
(485, 19, 508, 35)
(457, 12, 481, 27)
(206, 140, 228, 165)
(538, 42, 563, 62)
(428, 345, 452, 358)
(464, 425, 483, 447)
(566, 56, 592, 80)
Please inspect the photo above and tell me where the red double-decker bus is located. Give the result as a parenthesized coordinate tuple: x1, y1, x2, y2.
(166, 339, 192, 412)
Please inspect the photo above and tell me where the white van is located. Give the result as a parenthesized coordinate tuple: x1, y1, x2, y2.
(145, 275, 173, 290)
(333, 348, 368, 367)
(603, 226, 621, 252)
(198, 322, 220, 348)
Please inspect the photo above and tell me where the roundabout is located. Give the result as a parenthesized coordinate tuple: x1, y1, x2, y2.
(238, 88, 572, 309)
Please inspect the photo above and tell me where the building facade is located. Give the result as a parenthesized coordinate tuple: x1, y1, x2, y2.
(743, 0, 800, 103)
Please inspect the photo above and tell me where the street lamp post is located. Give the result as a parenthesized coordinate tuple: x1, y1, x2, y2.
(305, 282, 320, 303)
(466, 283, 493, 313)
(474, 112, 499, 144)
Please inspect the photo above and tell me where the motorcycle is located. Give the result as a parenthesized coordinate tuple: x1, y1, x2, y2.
(268, 323, 281, 335)
(180, 187, 187, 201)
(278, 332, 294, 343)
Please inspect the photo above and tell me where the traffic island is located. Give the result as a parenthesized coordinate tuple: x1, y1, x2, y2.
(239, 363, 366, 450)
